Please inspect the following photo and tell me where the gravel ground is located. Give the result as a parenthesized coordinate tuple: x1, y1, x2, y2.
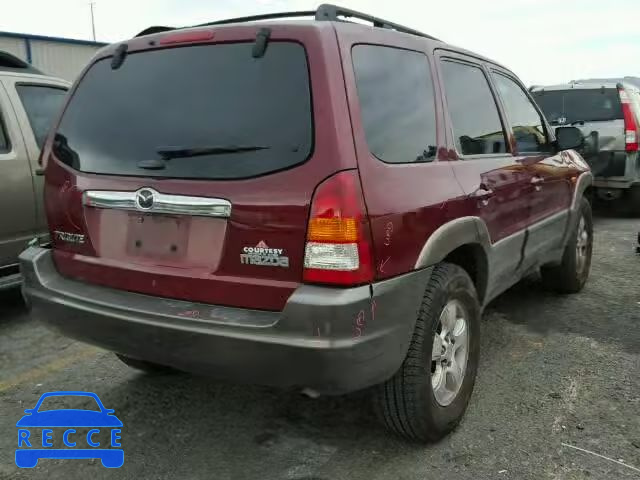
(1, 215, 639, 480)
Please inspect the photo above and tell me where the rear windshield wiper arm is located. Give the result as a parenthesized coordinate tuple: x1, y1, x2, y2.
(570, 119, 612, 126)
(156, 145, 269, 160)
(137, 145, 271, 170)
(550, 119, 590, 126)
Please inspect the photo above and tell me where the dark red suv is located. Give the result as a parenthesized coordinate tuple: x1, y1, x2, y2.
(20, 4, 594, 441)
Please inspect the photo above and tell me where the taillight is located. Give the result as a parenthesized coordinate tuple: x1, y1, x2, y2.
(303, 170, 374, 286)
(618, 86, 639, 152)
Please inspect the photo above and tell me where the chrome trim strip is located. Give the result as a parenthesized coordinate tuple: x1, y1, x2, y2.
(83, 189, 232, 218)
(0, 263, 19, 271)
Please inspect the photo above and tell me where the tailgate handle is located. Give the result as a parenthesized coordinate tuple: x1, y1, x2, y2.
(84, 189, 232, 218)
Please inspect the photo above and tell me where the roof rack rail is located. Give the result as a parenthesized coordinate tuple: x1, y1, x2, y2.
(315, 4, 438, 40)
(135, 4, 439, 41)
(196, 9, 317, 28)
(136, 26, 175, 37)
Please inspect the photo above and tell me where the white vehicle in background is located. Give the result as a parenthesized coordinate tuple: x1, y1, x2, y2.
(531, 78, 640, 213)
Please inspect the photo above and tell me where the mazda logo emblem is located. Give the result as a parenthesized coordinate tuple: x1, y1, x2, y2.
(135, 189, 155, 210)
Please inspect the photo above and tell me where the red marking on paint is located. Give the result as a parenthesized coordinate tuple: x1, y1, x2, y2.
(371, 299, 377, 322)
(379, 257, 390, 273)
(177, 310, 200, 318)
(353, 310, 366, 339)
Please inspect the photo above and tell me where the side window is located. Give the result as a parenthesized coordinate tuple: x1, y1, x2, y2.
(440, 60, 507, 156)
(352, 45, 437, 163)
(492, 73, 550, 153)
(0, 103, 9, 152)
(15, 85, 67, 149)
(0, 115, 8, 152)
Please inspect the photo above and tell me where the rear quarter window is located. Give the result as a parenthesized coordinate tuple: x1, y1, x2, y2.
(352, 45, 437, 163)
(53, 42, 313, 180)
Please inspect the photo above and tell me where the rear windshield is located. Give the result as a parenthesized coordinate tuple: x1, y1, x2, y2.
(54, 42, 313, 180)
(532, 88, 622, 125)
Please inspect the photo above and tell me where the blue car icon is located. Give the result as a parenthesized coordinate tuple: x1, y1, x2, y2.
(16, 391, 123, 468)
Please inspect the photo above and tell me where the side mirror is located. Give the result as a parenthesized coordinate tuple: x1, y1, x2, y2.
(555, 126, 584, 151)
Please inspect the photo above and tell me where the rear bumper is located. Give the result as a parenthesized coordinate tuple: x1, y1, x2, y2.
(20, 247, 430, 395)
(590, 151, 639, 189)
(593, 180, 637, 190)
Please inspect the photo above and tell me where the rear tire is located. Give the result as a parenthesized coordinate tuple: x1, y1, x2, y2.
(628, 185, 640, 216)
(541, 197, 593, 293)
(115, 354, 175, 374)
(372, 263, 481, 442)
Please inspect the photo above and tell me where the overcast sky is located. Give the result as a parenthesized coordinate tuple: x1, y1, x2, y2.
(1, 0, 638, 86)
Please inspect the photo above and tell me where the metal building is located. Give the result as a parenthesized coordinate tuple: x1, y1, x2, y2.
(0, 31, 107, 81)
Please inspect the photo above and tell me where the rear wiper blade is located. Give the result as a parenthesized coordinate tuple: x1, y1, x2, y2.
(551, 119, 588, 126)
(570, 119, 611, 126)
(156, 145, 269, 160)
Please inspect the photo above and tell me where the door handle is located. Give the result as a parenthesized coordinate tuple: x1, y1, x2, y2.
(531, 176, 544, 191)
(473, 186, 495, 207)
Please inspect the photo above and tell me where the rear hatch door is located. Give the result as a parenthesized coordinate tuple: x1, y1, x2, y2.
(44, 24, 355, 311)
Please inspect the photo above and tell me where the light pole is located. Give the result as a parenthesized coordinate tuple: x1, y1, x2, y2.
(89, 2, 96, 41)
